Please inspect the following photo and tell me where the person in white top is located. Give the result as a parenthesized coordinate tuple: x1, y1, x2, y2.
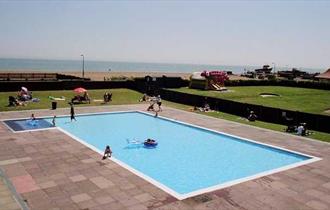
(156, 95, 162, 111)
(296, 124, 305, 136)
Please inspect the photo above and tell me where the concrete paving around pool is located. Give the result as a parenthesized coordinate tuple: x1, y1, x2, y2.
(0, 104, 329, 210)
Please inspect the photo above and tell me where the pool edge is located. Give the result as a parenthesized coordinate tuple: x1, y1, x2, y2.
(56, 110, 322, 200)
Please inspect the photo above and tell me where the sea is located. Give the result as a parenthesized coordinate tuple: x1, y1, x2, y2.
(0, 58, 323, 74)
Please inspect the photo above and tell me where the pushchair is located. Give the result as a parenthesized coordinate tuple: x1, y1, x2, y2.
(8, 96, 18, 106)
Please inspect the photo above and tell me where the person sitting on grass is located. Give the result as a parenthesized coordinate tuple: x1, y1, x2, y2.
(297, 123, 312, 136)
(102, 145, 112, 160)
(247, 111, 257, 122)
(83, 92, 91, 104)
(71, 92, 90, 104)
(18, 88, 32, 101)
(296, 123, 304, 136)
(286, 124, 297, 133)
(103, 92, 112, 103)
(8, 96, 25, 107)
(190, 105, 208, 112)
(139, 93, 148, 102)
(203, 103, 210, 112)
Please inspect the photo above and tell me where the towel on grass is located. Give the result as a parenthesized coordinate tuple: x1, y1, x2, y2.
(48, 96, 65, 101)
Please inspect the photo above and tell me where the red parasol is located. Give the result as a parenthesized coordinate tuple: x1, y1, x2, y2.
(73, 87, 87, 94)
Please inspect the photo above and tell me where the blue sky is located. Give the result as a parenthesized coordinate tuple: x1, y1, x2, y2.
(0, 1, 329, 68)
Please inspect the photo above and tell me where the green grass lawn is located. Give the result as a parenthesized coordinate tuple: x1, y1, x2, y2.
(169, 86, 330, 115)
(0, 89, 142, 111)
(1, 88, 329, 142)
(164, 100, 330, 143)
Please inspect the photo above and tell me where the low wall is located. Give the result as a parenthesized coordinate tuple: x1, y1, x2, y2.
(0, 80, 134, 92)
(159, 89, 330, 133)
(0, 76, 188, 92)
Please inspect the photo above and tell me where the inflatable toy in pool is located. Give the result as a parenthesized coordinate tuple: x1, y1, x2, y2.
(144, 139, 158, 147)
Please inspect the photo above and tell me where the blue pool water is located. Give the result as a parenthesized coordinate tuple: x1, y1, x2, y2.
(39, 111, 311, 196)
(4, 119, 53, 131)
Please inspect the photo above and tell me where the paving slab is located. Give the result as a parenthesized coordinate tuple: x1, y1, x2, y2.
(0, 104, 329, 210)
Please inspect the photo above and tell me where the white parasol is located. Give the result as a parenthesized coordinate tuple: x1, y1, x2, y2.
(21, 87, 28, 92)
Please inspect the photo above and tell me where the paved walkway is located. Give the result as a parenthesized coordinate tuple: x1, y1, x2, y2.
(0, 173, 23, 210)
(0, 105, 329, 210)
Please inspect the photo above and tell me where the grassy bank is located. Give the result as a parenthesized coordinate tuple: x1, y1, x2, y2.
(0, 89, 329, 142)
(164, 100, 330, 143)
(169, 86, 330, 115)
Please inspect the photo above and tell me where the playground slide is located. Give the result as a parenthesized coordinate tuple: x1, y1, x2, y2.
(211, 83, 227, 91)
(211, 83, 221, 90)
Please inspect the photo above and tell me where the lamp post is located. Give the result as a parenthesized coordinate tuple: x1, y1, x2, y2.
(80, 54, 85, 79)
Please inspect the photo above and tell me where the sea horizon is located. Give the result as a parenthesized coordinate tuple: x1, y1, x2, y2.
(0, 57, 325, 74)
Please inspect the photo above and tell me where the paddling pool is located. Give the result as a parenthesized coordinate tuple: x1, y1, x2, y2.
(3, 118, 53, 131)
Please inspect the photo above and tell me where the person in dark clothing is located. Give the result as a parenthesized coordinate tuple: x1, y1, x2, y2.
(102, 145, 112, 159)
(8, 96, 17, 106)
(139, 93, 148, 102)
(103, 92, 112, 103)
(70, 103, 76, 121)
(52, 115, 56, 126)
(247, 111, 257, 122)
(30, 113, 36, 121)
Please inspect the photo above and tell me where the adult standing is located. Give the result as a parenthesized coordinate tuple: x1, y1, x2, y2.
(52, 115, 56, 126)
(156, 95, 162, 111)
(70, 103, 76, 121)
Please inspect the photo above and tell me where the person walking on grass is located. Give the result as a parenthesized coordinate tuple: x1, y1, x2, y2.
(70, 103, 76, 121)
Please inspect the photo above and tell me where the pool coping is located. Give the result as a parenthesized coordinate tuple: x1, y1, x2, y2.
(0, 110, 322, 200)
(0, 168, 30, 210)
